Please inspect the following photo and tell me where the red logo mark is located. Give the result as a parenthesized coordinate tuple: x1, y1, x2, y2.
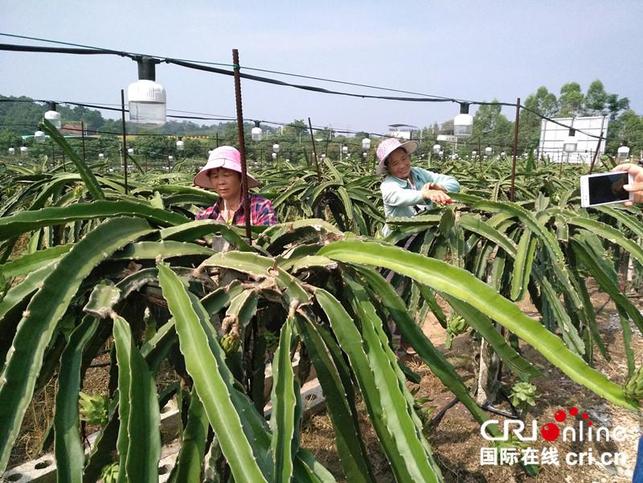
(540, 407, 593, 441)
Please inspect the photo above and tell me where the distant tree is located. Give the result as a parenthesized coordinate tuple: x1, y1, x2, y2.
(0, 129, 23, 150)
(584, 80, 609, 115)
(605, 93, 630, 121)
(284, 119, 307, 136)
(519, 86, 558, 150)
(606, 109, 643, 155)
(558, 82, 585, 117)
(472, 101, 513, 151)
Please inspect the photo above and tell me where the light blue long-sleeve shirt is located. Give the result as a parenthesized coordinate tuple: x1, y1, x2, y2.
(380, 166, 460, 236)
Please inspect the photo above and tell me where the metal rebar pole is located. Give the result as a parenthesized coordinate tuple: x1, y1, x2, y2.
(120, 89, 129, 194)
(232, 49, 252, 242)
(510, 97, 520, 202)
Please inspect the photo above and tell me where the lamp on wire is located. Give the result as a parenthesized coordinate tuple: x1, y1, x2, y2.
(485, 146, 493, 156)
(8, 147, 15, 155)
(176, 137, 185, 151)
(44, 102, 62, 129)
(272, 143, 280, 154)
(34, 130, 46, 143)
(252, 121, 263, 141)
(127, 147, 134, 155)
(127, 56, 166, 125)
(20, 146, 29, 155)
(98, 153, 105, 160)
(454, 102, 473, 138)
(361, 136, 371, 151)
(432, 143, 441, 155)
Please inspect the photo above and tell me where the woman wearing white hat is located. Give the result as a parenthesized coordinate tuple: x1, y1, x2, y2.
(377, 138, 460, 236)
(193, 146, 277, 225)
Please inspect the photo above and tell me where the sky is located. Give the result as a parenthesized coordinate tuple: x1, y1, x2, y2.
(1, 0, 642, 135)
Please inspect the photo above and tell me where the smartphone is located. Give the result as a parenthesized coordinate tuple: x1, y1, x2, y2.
(580, 172, 634, 208)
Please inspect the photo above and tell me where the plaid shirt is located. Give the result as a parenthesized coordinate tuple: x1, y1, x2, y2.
(195, 194, 277, 226)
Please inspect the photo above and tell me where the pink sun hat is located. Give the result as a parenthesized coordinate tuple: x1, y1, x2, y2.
(193, 146, 260, 189)
(375, 138, 418, 175)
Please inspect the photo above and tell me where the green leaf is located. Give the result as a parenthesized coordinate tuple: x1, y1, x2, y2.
(270, 312, 298, 482)
(315, 288, 442, 482)
(168, 390, 208, 483)
(40, 119, 105, 200)
(318, 240, 637, 410)
(0, 217, 155, 472)
(295, 315, 374, 483)
(112, 315, 161, 483)
(157, 263, 269, 483)
(54, 316, 99, 483)
(111, 241, 213, 260)
(0, 200, 187, 241)
(0, 244, 72, 278)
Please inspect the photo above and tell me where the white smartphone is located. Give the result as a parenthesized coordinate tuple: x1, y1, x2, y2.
(580, 172, 634, 208)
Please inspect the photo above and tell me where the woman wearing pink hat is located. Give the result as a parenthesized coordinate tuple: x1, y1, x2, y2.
(377, 138, 460, 236)
(193, 146, 277, 225)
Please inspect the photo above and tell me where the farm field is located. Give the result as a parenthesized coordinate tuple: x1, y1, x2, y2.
(0, 122, 641, 482)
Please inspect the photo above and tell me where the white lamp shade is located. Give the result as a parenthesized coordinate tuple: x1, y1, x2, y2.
(168, 155, 174, 161)
(342, 145, 348, 154)
(432, 144, 441, 154)
(176, 140, 185, 151)
(617, 145, 630, 159)
(438, 150, 444, 157)
(98, 153, 105, 160)
(361, 138, 371, 151)
(20, 146, 28, 154)
(454, 113, 473, 137)
(8, 147, 15, 155)
(362, 152, 368, 158)
(34, 131, 46, 143)
(251, 127, 263, 141)
(472, 151, 477, 156)
(127, 79, 167, 125)
(127, 148, 134, 155)
(500, 151, 506, 157)
(485, 147, 493, 155)
(271, 152, 277, 160)
(272, 143, 280, 153)
(44, 110, 62, 129)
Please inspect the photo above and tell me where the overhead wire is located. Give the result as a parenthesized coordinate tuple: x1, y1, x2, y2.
(0, 33, 607, 140)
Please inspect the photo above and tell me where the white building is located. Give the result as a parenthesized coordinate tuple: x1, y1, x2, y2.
(538, 116, 609, 164)
(388, 124, 418, 140)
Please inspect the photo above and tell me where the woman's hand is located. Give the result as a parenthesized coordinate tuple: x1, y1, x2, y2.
(421, 184, 453, 205)
(425, 182, 447, 192)
(613, 163, 643, 206)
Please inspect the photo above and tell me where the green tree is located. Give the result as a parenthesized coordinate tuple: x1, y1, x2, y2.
(471, 101, 513, 152)
(519, 86, 558, 151)
(584, 80, 608, 115)
(558, 82, 584, 117)
(606, 109, 643, 155)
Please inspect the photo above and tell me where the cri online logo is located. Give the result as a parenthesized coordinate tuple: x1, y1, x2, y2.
(480, 406, 628, 443)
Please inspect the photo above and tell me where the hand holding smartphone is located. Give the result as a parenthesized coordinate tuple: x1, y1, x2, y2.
(580, 171, 634, 208)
